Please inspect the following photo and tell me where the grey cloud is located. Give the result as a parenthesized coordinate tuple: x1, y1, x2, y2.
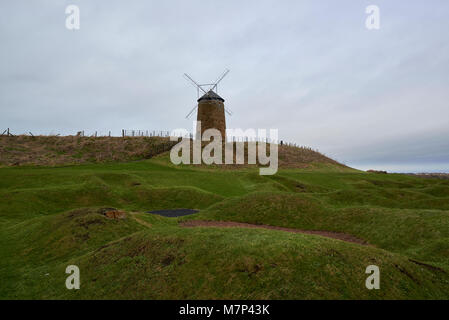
(0, 0, 448, 172)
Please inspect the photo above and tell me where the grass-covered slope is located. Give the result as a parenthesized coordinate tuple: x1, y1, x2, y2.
(0, 135, 176, 166)
(2, 208, 447, 299)
(0, 135, 347, 170)
(183, 192, 449, 270)
(1, 155, 449, 299)
(0, 208, 144, 298)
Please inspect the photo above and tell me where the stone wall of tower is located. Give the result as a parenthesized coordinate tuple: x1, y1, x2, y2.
(196, 100, 226, 142)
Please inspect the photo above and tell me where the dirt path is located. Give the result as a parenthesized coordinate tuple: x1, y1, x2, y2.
(130, 213, 153, 228)
(180, 220, 369, 245)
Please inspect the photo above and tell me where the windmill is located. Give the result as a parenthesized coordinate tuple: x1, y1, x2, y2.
(183, 70, 232, 140)
(184, 70, 233, 119)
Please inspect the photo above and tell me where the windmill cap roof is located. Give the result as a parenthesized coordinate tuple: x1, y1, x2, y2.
(198, 90, 225, 102)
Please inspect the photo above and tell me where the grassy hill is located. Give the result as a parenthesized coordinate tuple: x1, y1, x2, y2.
(0, 135, 177, 166)
(0, 138, 448, 299)
(0, 135, 346, 169)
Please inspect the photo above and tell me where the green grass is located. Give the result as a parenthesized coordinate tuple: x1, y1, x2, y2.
(1, 157, 448, 299)
(184, 192, 449, 269)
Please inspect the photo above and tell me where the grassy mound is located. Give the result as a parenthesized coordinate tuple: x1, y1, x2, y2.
(1, 157, 449, 299)
(3, 208, 142, 262)
(0, 135, 176, 166)
(0, 207, 144, 298)
(0, 135, 348, 170)
(2, 210, 447, 299)
(183, 191, 449, 270)
(0, 164, 226, 223)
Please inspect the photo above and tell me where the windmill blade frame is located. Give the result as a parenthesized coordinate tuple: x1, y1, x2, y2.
(210, 69, 230, 92)
(183, 69, 233, 121)
(185, 105, 198, 119)
(183, 73, 207, 94)
(225, 106, 233, 116)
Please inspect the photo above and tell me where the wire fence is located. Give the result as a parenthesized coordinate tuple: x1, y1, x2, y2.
(1, 127, 319, 152)
(0, 128, 177, 138)
(122, 130, 172, 137)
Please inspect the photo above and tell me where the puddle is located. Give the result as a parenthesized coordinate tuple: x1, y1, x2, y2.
(146, 209, 199, 218)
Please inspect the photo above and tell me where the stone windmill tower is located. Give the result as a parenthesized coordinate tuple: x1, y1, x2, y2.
(184, 70, 232, 141)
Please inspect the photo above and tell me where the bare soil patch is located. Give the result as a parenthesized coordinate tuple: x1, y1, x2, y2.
(180, 220, 369, 245)
(98, 208, 126, 219)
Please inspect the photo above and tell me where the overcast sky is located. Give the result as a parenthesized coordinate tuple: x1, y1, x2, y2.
(1, 1, 448, 172)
